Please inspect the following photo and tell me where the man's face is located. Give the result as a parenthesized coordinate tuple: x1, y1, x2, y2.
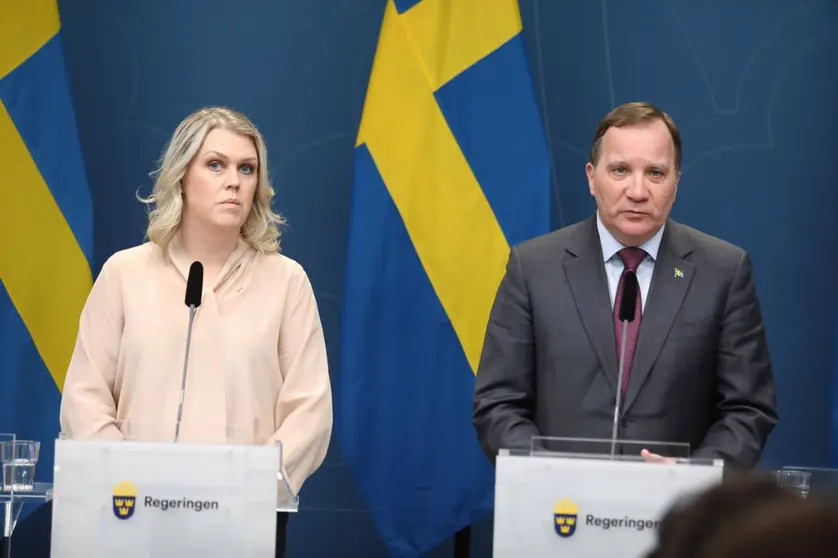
(586, 119, 679, 246)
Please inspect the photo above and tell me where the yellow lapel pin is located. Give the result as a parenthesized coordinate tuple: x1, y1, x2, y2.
(674, 268, 684, 279)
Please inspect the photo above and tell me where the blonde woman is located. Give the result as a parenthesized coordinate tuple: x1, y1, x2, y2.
(60, 107, 332, 557)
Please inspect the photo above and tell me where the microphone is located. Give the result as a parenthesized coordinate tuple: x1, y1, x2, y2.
(174, 261, 203, 442)
(610, 271, 639, 458)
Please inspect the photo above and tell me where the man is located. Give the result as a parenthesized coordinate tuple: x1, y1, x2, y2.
(473, 102, 777, 468)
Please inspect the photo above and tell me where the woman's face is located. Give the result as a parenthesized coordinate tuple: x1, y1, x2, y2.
(181, 127, 259, 232)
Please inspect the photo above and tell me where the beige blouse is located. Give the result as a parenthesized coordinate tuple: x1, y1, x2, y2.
(59, 237, 333, 495)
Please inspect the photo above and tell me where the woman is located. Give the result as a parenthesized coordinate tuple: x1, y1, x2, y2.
(60, 106, 333, 557)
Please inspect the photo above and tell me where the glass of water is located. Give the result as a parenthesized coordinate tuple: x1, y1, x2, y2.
(777, 469, 810, 498)
(1, 440, 40, 492)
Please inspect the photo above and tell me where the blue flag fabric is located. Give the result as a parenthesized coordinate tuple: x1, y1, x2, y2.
(0, 1, 93, 490)
(337, 0, 552, 555)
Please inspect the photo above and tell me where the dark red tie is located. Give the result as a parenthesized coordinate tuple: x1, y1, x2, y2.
(613, 247, 647, 399)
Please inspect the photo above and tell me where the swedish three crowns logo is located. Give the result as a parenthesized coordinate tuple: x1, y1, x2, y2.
(112, 481, 138, 520)
(554, 499, 579, 538)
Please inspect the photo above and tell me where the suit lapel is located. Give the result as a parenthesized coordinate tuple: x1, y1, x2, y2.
(623, 221, 695, 413)
(563, 218, 619, 396)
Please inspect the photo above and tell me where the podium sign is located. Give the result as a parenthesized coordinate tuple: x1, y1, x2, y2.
(50, 438, 282, 558)
(493, 439, 724, 558)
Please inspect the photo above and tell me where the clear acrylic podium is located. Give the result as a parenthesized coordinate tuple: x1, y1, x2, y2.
(0, 483, 53, 558)
(50, 421, 297, 558)
(1, 432, 53, 558)
(493, 437, 725, 558)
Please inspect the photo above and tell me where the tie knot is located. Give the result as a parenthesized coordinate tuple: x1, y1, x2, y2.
(618, 247, 647, 272)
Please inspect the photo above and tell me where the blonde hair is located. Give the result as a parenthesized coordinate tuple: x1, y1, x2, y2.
(139, 106, 285, 255)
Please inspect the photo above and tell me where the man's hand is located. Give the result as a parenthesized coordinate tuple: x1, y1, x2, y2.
(640, 449, 676, 464)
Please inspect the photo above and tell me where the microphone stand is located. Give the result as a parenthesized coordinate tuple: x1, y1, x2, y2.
(174, 303, 198, 443)
(610, 270, 638, 459)
(610, 323, 629, 459)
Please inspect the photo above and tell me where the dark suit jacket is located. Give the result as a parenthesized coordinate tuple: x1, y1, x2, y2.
(473, 216, 778, 468)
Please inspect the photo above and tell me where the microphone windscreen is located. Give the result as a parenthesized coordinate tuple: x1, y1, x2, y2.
(185, 261, 204, 308)
(618, 271, 638, 322)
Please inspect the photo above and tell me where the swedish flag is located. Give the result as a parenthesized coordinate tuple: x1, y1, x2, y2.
(337, 0, 551, 555)
(0, 0, 93, 485)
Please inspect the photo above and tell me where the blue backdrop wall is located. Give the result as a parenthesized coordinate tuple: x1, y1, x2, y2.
(12, 1, 838, 556)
